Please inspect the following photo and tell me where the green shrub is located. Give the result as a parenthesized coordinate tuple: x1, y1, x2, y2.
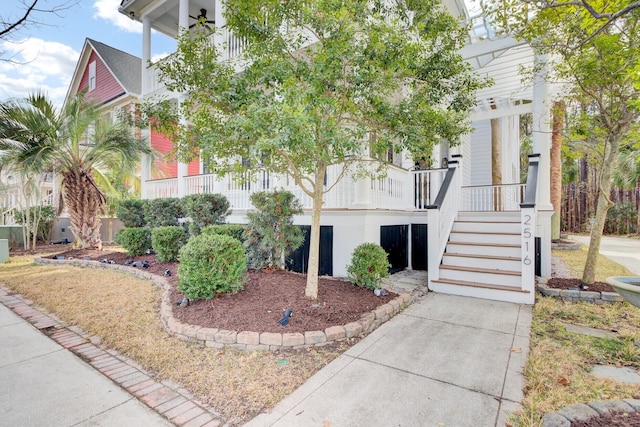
(201, 224, 247, 243)
(115, 227, 152, 256)
(116, 199, 148, 228)
(245, 190, 303, 270)
(346, 242, 391, 290)
(183, 193, 230, 235)
(178, 233, 247, 300)
(151, 226, 186, 262)
(144, 197, 184, 228)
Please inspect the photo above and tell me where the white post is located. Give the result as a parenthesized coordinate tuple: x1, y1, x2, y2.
(520, 206, 537, 302)
(532, 53, 553, 277)
(141, 16, 151, 95)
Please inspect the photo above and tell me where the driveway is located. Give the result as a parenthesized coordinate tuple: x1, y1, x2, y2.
(569, 235, 640, 275)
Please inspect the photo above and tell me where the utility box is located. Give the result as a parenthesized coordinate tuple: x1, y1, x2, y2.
(0, 239, 8, 263)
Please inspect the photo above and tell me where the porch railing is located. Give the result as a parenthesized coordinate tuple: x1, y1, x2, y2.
(461, 183, 525, 211)
(147, 177, 179, 199)
(412, 168, 448, 209)
(427, 155, 463, 283)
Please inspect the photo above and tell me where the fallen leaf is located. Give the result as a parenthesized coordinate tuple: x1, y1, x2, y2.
(558, 377, 571, 386)
(511, 347, 522, 353)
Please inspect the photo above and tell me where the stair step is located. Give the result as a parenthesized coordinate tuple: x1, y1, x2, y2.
(440, 265, 521, 276)
(446, 242, 521, 258)
(439, 265, 522, 287)
(449, 231, 520, 245)
(452, 221, 521, 233)
(442, 253, 521, 271)
(431, 278, 530, 294)
(443, 253, 520, 261)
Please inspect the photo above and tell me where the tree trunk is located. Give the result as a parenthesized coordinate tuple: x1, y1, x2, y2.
(63, 169, 104, 249)
(581, 136, 620, 285)
(490, 107, 502, 210)
(550, 101, 565, 240)
(304, 166, 326, 300)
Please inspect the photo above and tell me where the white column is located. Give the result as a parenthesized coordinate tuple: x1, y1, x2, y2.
(141, 16, 151, 95)
(532, 53, 553, 277)
(176, 0, 190, 198)
(179, 0, 190, 29)
(532, 54, 552, 210)
(141, 128, 151, 199)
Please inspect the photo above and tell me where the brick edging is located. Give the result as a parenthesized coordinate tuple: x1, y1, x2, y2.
(536, 277, 623, 304)
(34, 257, 414, 351)
(0, 284, 226, 427)
(542, 399, 640, 427)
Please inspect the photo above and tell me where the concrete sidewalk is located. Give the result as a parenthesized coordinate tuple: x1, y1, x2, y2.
(0, 302, 172, 427)
(246, 293, 532, 427)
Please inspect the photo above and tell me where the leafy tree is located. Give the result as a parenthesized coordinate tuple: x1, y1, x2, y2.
(488, 0, 640, 285)
(0, 91, 152, 249)
(145, 0, 487, 299)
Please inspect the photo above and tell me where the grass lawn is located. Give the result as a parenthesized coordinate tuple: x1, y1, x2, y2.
(0, 253, 348, 425)
(510, 246, 640, 426)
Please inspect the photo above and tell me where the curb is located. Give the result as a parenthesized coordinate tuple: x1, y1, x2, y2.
(536, 278, 623, 304)
(542, 399, 640, 427)
(34, 257, 416, 350)
(0, 285, 227, 427)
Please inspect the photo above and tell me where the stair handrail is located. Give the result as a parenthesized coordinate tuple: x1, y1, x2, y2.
(426, 154, 462, 282)
(519, 153, 540, 297)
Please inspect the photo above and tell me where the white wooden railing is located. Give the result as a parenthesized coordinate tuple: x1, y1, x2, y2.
(461, 183, 526, 211)
(144, 163, 417, 210)
(427, 156, 463, 283)
(412, 168, 448, 209)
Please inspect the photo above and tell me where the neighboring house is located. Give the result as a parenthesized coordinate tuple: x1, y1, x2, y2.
(0, 169, 55, 225)
(118, 0, 556, 304)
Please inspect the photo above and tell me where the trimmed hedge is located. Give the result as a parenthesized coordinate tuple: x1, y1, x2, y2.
(144, 197, 184, 228)
(115, 227, 152, 256)
(178, 233, 247, 300)
(346, 242, 391, 290)
(201, 224, 247, 243)
(115, 199, 148, 228)
(183, 193, 230, 236)
(151, 226, 186, 262)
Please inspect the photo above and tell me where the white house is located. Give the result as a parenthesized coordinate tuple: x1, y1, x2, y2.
(117, 0, 555, 305)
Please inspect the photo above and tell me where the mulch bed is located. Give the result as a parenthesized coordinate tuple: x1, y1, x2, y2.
(546, 277, 616, 293)
(47, 248, 396, 334)
(571, 410, 640, 427)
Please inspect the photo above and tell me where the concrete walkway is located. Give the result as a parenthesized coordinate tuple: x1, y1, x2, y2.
(0, 302, 172, 427)
(246, 293, 532, 427)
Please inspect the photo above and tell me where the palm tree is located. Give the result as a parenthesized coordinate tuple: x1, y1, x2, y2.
(0, 91, 151, 249)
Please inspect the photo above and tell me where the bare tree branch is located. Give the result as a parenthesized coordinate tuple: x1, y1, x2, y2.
(1, 0, 76, 42)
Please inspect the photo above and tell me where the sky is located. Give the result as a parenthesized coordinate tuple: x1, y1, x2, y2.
(0, 0, 176, 107)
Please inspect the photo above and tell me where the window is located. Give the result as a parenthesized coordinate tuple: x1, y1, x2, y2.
(88, 61, 96, 91)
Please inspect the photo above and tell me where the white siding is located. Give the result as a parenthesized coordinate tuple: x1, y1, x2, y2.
(469, 120, 491, 186)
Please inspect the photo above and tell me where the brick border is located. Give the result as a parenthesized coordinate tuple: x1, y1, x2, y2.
(0, 285, 225, 427)
(536, 277, 623, 304)
(34, 257, 414, 351)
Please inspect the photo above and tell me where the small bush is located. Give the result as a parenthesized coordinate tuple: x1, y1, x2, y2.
(183, 193, 230, 235)
(115, 199, 148, 228)
(151, 226, 186, 262)
(144, 197, 184, 228)
(245, 190, 303, 270)
(178, 233, 247, 300)
(115, 227, 152, 256)
(346, 242, 391, 290)
(201, 224, 247, 243)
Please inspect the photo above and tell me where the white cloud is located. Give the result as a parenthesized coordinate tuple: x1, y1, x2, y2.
(93, 0, 142, 33)
(0, 38, 79, 107)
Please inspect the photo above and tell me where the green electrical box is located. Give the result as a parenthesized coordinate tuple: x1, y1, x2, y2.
(0, 239, 8, 263)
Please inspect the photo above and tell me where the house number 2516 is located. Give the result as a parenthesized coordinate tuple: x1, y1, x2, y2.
(522, 214, 532, 266)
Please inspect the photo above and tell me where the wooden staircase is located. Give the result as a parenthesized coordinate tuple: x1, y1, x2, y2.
(429, 211, 533, 304)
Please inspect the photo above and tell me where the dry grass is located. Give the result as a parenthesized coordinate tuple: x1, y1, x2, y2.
(0, 255, 347, 425)
(552, 246, 636, 281)
(510, 247, 640, 426)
